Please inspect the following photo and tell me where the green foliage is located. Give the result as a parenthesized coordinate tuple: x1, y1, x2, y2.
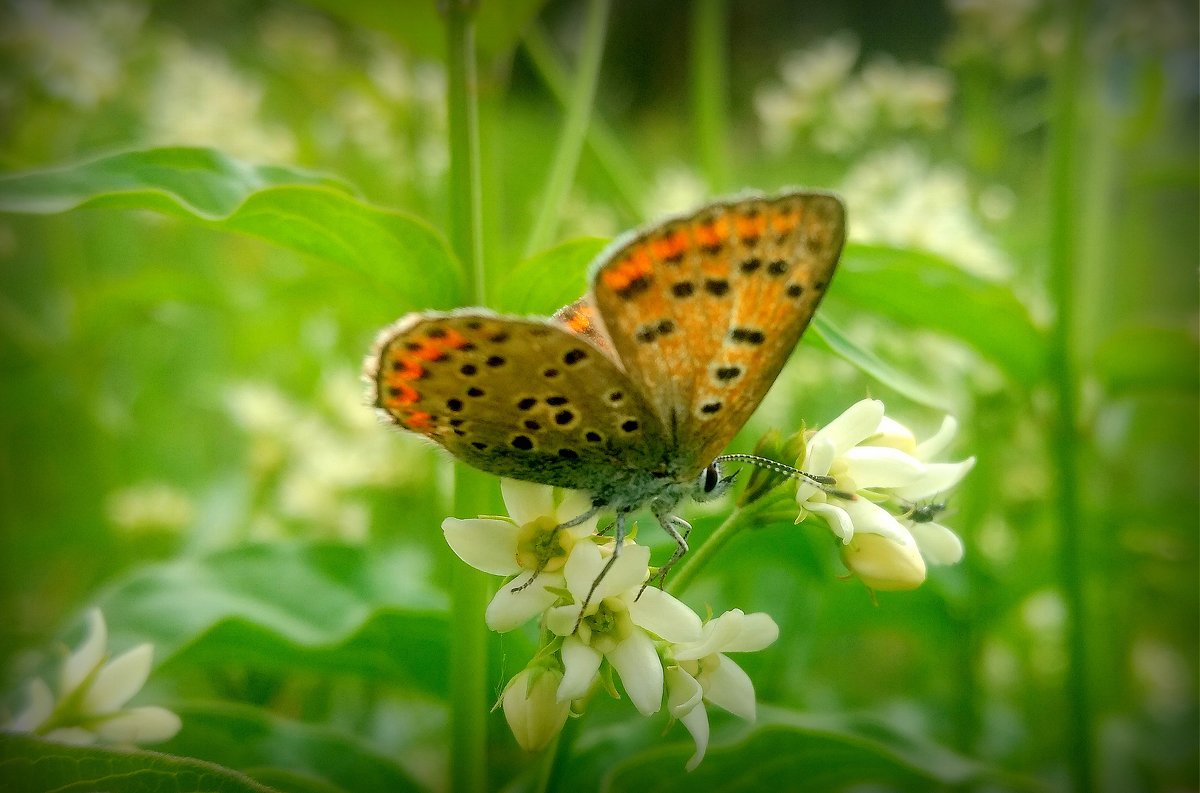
(0, 1, 1194, 792)
(0, 731, 282, 793)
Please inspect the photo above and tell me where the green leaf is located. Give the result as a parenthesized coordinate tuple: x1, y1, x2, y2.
(1094, 324, 1199, 394)
(96, 543, 450, 693)
(836, 243, 1046, 380)
(0, 731, 282, 793)
(493, 237, 605, 314)
(0, 147, 463, 312)
(812, 314, 953, 411)
(161, 701, 424, 793)
(593, 710, 1046, 793)
(298, 0, 549, 64)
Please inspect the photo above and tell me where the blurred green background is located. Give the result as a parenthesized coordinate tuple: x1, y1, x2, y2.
(0, 0, 1195, 791)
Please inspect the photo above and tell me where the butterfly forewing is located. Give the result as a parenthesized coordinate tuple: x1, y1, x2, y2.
(590, 191, 845, 474)
(369, 311, 671, 490)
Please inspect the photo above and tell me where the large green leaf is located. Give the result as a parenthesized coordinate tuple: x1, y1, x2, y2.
(0, 147, 463, 312)
(162, 701, 425, 793)
(836, 243, 1046, 380)
(95, 543, 450, 693)
(589, 710, 1045, 793)
(493, 237, 604, 314)
(0, 731, 281, 793)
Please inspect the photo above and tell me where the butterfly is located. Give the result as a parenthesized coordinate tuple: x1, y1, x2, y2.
(367, 191, 846, 600)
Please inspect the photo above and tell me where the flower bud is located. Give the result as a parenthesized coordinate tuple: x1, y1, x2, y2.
(840, 532, 926, 591)
(502, 667, 570, 752)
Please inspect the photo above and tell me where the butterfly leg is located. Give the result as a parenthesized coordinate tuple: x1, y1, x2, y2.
(637, 511, 691, 598)
(572, 508, 630, 633)
(510, 500, 607, 594)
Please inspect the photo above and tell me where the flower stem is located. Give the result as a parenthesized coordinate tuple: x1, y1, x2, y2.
(444, 3, 489, 792)
(668, 500, 777, 596)
(523, 0, 611, 257)
(522, 23, 644, 218)
(689, 0, 730, 192)
(1045, 0, 1094, 790)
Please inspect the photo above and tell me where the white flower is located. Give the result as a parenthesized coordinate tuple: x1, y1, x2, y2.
(545, 542, 702, 716)
(501, 665, 571, 752)
(3, 609, 181, 745)
(797, 399, 974, 587)
(666, 609, 779, 770)
(442, 479, 600, 632)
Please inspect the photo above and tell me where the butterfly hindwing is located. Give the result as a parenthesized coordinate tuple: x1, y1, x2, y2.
(368, 310, 671, 490)
(589, 191, 846, 474)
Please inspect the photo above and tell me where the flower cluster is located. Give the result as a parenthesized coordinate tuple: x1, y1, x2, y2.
(444, 400, 974, 766)
(3, 609, 180, 746)
(795, 399, 974, 591)
(443, 480, 777, 767)
(755, 33, 953, 156)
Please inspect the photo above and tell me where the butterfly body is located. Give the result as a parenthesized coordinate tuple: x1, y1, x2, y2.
(368, 191, 845, 588)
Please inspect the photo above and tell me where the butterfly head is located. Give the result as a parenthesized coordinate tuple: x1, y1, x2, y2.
(690, 461, 738, 504)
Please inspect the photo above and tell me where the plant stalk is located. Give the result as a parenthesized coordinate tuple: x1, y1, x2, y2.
(523, 0, 611, 257)
(1046, 0, 1094, 790)
(690, 0, 731, 192)
(444, 3, 490, 792)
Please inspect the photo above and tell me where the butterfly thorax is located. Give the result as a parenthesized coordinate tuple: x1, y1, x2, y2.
(586, 462, 694, 516)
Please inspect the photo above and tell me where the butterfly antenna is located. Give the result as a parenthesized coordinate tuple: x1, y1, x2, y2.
(713, 453, 855, 498)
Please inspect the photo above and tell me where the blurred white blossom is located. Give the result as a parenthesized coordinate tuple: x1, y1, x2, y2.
(225, 370, 421, 542)
(105, 482, 193, 536)
(0, 0, 146, 109)
(3, 610, 180, 746)
(643, 166, 708, 218)
(756, 33, 953, 155)
(147, 37, 296, 162)
(840, 146, 1013, 280)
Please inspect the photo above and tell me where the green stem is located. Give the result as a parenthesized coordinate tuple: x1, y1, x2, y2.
(522, 22, 644, 219)
(523, 0, 611, 257)
(668, 500, 780, 596)
(444, 4, 489, 793)
(690, 0, 730, 192)
(1046, 1, 1094, 791)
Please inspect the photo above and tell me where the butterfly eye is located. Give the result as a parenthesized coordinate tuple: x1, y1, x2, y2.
(703, 464, 720, 493)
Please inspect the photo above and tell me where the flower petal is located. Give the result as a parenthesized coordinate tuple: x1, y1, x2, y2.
(891, 458, 976, 501)
(442, 518, 521, 575)
(95, 706, 181, 744)
(565, 542, 649, 604)
(914, 415, 958, 460)
(910, 521, 965, 565)
(608, 629, 664, 716)
(82, 644, 153, 715)
(546, 604, 583, 637)
(60, 609, 107, 695)
(666, 666, 708, 772)
(841, 532, 927, 591)
(842, 446, 925, 488)
(673, 610, 744, 661)
(501, 479, 555, 526)
(503, 668, 569, 752)
(486, 571, 563, 632)
(872, 415, 918, 453)
(700, 654, 757, 721)
(841, 498, 915, 547)
(806, 501, 855, 542)
(8, 678, 53, 732)
(812, 398, 884, 456)
(628, 587, 702, 643)
(722, 612, 779, 653)
(557, 636, 602, 702)
(555, 490, 600, 536)
(44, 727, 97, 745)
